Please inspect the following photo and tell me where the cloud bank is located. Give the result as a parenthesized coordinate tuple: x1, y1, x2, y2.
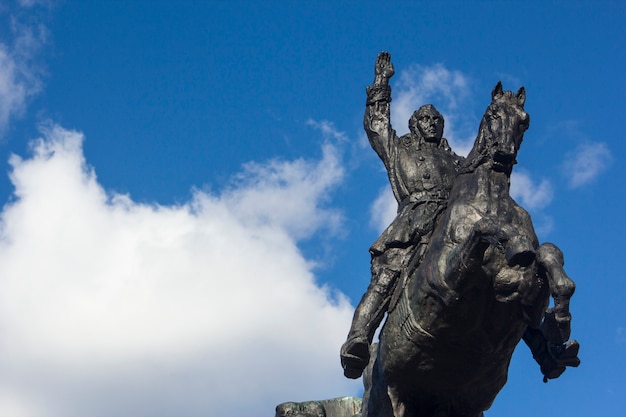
(0, 125, 358, 417)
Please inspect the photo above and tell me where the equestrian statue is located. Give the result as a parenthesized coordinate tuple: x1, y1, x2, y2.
(343, 52, 580, 417)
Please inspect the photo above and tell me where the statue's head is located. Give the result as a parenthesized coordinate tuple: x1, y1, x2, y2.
(409, 104, 444, 143)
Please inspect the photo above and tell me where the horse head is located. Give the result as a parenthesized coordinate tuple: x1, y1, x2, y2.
(464, 82, 530, 175)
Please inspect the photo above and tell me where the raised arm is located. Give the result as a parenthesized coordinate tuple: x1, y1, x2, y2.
(364, 52, 397, 166)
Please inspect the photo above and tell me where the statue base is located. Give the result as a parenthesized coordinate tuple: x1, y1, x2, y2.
(275, 396, 362, 417)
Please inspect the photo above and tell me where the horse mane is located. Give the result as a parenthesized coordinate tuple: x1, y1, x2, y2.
(460, 116, 491, 174)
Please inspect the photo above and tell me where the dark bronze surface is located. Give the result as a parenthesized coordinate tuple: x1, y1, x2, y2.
(342, 53, 579, 417)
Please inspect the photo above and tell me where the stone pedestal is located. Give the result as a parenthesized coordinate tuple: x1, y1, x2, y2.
(275, 396, 362, 417)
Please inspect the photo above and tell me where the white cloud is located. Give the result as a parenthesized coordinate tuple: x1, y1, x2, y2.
(510, 170, 554, 236)
(0, 124, 359, 417)
(225, 142, 345, 241)
(0, 2, 48, 137)
(0, 44, 28, 134)
(562, 141, 611, 188)
(369, 186, 396, 234)
(306, 119, 348, 143)
(510, 170, 554, 211)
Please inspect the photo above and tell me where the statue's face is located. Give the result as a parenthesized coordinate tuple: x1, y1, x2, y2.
(416, 109, 443, 142)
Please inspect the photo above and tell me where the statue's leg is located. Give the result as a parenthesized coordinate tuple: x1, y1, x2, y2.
(341, 251, 401, 379)
(341, 268, 398, 378)
(388, 242, 427, 313)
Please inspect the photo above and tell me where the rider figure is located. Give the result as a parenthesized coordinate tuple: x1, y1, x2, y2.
(341, 52, 464, 379)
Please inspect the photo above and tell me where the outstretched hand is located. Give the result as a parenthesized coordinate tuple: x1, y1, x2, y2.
(374, 51, 394, 85)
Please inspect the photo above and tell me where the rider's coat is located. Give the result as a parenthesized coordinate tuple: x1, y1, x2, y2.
(364, 85, 463, 256)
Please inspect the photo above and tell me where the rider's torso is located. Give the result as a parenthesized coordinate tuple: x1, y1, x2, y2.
(393, 140, 458, 201)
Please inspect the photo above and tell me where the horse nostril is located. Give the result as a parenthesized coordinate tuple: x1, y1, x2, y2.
(493, 151, 514, 165)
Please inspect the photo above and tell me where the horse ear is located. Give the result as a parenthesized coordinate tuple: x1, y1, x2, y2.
(516, 87, 526, 107)
(492, 81, 504, 100)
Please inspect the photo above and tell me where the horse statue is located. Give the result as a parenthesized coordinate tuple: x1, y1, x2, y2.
(363, 83, 580, 417)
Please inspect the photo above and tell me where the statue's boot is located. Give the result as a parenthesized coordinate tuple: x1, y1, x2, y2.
(341, 268, 398, 379)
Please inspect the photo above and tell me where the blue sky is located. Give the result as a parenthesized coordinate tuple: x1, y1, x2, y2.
(0, 1, 624, 416)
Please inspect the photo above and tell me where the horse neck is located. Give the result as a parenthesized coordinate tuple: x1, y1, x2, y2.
(454, 164, 511, 215)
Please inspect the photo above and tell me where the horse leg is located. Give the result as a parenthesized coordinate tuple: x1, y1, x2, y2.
(522, 326, 580, 381)
(523, 243, 580, 381)
(536, 243, 575, 343)
(445, 217, 501, 279)
(479, 220, 535, 267)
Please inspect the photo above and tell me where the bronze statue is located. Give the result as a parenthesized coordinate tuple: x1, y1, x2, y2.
(341, 52, 463, 380)
(353, 57, 580, 417)
(275, 53, 580, 417)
